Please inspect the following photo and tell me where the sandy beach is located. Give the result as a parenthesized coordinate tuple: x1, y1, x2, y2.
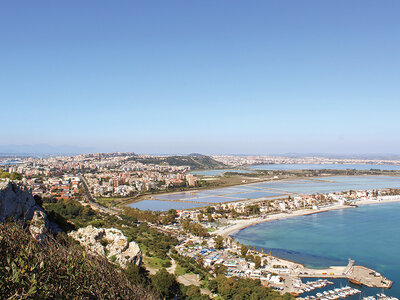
(213, 196, 400, 237)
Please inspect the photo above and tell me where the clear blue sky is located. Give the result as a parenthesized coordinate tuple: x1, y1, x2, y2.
(1, 1, 399, 154)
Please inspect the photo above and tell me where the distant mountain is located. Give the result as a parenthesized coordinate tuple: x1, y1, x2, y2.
(0, 144, 95, 156)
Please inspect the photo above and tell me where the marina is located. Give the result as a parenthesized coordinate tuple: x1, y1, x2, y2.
(298, 285, 362, 299)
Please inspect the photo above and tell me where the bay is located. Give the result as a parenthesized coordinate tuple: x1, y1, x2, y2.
(233, 202, 400, 297)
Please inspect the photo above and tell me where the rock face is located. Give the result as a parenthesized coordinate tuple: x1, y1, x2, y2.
(68, 225, 142, 268)
(29, 210, 49, 241)
(0, 180, 48, 241)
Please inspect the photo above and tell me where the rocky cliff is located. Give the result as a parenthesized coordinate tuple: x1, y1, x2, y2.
(0, 180, 48, 241)
(69, 225, 142, 268)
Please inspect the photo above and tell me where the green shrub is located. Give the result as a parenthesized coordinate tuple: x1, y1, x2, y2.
(0, 221, 158, 299)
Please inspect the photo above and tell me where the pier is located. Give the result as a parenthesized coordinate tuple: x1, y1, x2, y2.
(268, 257, 393, 295)
(347, 266, 393, 289)
(297, 260, 392, 289)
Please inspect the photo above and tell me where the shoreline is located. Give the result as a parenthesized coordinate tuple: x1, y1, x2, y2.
(127, 174, 400, 207)
(213, 196, 400, 238)
(212, 196, 399, 292)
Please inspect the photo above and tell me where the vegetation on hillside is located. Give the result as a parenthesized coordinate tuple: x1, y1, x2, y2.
(0, 221, 157, 299)
(13, 195, 294, 299)
(0, 169, 22, 180)
(128, 154, 226, 170)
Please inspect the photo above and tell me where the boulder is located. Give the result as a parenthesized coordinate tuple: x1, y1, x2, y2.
(0, 181, 39, 221)
(29, 210, 49, 242)
(68, 225, 142, 268)
(0, 180, 49, 241)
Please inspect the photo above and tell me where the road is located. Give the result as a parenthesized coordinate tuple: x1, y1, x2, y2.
(78, 173, 120, 216)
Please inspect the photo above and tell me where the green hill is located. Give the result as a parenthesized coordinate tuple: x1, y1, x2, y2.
(133, 154, 226, 170)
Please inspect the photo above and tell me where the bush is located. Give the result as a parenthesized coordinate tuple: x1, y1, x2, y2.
(0, 221, 158, 299)
(208, 275, 294, 300)
(151, 268, 179, 299)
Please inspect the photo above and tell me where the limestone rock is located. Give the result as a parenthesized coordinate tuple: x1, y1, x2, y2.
(29, 210, 49, 242)
(68, 225, 142, 268)
(0, 181, 50, 241)
(0, 181, 39, 221)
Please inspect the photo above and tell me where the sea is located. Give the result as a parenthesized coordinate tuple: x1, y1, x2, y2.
(233, 202, 400, 298)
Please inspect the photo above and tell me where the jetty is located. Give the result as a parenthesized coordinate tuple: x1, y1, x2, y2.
(347, 266, 393, 289)
(297, 259, 392, 289)
(266, 258, 393, 295)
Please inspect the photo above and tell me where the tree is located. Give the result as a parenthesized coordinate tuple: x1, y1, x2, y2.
(125, 263, 149, 285)
(240, 244, 249, 257)
(214, 264, 228, 276)
(9, 172, 22, 180)
(151, 268, 178, 299)
(183, 285, 208, 300)
(161, 214, 175, 225)
(181, 220, 210, 237)
(246, 205, 260, 215)
(253, 256, 262, 269)
(196, 256, 204, 267)
(207, 213, 214, 222)
(197, 213, 203, 222)
(209, 274, 294, 299)
(215, 235, 224, 249)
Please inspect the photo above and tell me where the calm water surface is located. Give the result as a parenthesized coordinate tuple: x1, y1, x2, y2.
(234, 202, 400, 297)
(127, 200, 207, 211)
(130, 176, 400, 211)
(251, 163, 400, 171)
(191, 169, 253, 176)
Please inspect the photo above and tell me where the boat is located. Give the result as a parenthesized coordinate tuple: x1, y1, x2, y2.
(349, 278, 363, 285)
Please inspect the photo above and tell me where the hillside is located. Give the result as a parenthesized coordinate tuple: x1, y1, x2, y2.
(0, 181, 157, 299)
(0, 221, 157, 299)
(132, 154, 226, 170)
(0, 182, 293, 300)
(0, 182, 207, 299)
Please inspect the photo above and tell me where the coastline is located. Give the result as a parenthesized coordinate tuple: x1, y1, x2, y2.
(213, 196, 400, 238)
(127, 174, 400, 207)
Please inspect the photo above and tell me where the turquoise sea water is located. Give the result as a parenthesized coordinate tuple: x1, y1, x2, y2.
(233, 202, 400, 297)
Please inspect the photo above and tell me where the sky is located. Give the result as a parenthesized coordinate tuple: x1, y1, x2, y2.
(1, 1, 399, 154)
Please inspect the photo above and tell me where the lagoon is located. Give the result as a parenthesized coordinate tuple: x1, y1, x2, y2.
(250, 163, 400, 171)
(191, 169, 253, 176)
(127, 200, 207, 211)
(129, 175, 400, 211)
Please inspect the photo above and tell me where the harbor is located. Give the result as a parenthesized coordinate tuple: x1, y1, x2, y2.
(260, 254, 393, 295)
(231, 201, 400, 297)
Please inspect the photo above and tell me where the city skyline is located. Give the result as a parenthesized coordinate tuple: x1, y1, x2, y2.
(1, 1, 400, 154)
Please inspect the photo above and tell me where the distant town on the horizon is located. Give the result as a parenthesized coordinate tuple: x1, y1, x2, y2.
(2, 144, 400, 161)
